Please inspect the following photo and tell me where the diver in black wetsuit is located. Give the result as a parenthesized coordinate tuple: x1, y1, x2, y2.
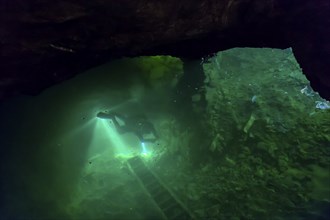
(97, 111, 158, 143)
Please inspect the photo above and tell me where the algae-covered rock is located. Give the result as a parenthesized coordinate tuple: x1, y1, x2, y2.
(132, 56, 183, 88)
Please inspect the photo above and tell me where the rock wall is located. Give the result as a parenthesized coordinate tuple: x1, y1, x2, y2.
(1, 0, 329, 100)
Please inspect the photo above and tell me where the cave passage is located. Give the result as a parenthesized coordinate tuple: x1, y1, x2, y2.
(0, 48, 329, 220)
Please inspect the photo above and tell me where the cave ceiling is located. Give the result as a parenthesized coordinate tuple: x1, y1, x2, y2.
(1, 0, 329, 101)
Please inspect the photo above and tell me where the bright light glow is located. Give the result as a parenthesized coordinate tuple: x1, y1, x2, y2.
(93, 116, 153, 159)
(141, 142, 147, 154)
(92, 119, 135, 158)
(68, 118, 96, 137)
(141, 142, 152, 157)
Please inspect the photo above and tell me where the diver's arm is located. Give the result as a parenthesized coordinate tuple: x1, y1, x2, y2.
(111, 115, 127, 134)
(135, 133, 145, 142)
(97, 111, 128, 133)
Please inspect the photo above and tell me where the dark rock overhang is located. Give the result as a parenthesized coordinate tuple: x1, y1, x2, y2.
(1, 0, 329, 101)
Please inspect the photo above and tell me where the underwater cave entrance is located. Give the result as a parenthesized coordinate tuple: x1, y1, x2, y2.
(0, 49, 329, 220)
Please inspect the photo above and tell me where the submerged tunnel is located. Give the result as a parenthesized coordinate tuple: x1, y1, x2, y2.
(1, 1, 330, 220)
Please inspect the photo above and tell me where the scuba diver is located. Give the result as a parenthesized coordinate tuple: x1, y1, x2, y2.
(97, 111, 158, 143)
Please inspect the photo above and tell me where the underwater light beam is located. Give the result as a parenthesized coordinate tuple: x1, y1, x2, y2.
(140, 141, 152, 157)
(95, 116, 132, 157)
(66, 118, 96, 138)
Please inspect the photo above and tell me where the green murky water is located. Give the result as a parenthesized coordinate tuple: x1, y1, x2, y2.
(0, 48, 329, 220)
